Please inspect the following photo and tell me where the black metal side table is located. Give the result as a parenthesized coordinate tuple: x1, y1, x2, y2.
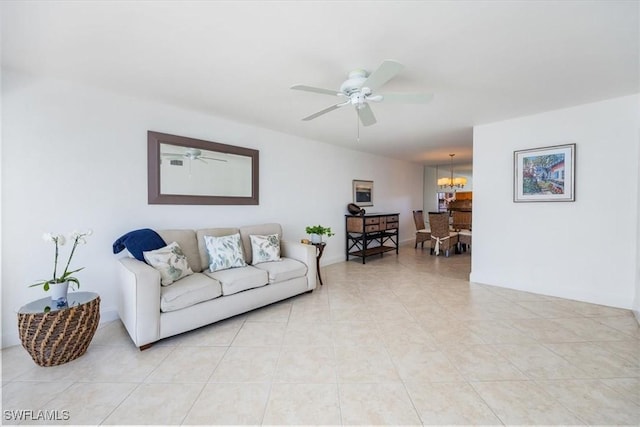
(310, 242, 326, 286)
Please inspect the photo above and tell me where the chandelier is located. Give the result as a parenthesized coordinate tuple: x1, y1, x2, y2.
(437, 154, 467, 189)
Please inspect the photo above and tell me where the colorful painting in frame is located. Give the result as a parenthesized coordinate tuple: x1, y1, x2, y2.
(353, 180, 373, 206)
(514, 143, 575, 202)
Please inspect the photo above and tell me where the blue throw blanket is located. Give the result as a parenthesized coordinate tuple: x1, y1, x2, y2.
(112, 228, 166, 262)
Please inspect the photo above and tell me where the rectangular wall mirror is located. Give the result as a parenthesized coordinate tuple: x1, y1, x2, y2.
(148, 131, 259, 205)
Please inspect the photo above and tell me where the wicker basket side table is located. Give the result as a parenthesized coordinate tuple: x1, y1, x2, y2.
(17, 292, 100, 367)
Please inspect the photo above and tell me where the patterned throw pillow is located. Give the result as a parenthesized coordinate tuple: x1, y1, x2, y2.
(250, 234, 281, 265)
(143, 241, 194, 286)
(204, 233, 247, 272)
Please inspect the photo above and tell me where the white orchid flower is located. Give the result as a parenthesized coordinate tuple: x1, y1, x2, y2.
(43, 233, 65, 245)
(32, 228, 92, 292)
(70, 229, 92, 244)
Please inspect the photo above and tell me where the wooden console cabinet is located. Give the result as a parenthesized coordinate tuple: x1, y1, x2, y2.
(345, 213, 399, 264)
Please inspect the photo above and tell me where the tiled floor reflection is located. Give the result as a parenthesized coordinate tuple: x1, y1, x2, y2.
(2, 246, 639, 425)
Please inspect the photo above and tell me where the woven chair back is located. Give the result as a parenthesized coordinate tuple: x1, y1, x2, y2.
(428, 212, 450, 238)
(412, 210, 425, 231)
(451, 211, 472, 231)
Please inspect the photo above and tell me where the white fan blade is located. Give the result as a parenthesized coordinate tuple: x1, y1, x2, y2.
(196, 158, 207, 164)
(291, 84, 340, 96)
(161, 153, 183, 157)
(362, 60, 404, 91)
(302, 103, 345, 121)
(379, 93, 434, 103)
(358, 103, 377, 127)
(200, 156, 228, 162)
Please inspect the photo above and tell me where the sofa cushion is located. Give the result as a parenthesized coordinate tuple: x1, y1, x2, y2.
(204, 233, 247, 272)
(204, 265, 268, 296)
(250, 234, 281, 265)
(157, 230, 202, 273)
(239, 223, 282, 265)
(253, 257, 308, 284)
(143, 242, 194, 286)
(196, 228, 240, 273)
(160, 273, 222, 312)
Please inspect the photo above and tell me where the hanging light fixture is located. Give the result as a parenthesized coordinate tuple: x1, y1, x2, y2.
(438, 153, 467, 189)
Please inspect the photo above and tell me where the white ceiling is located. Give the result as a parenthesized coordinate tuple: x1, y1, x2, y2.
(2, 1, 638, 170)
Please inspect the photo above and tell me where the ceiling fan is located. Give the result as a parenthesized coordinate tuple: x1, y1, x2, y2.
(161, 148, 227, 163)
(291, 60, 433, 127)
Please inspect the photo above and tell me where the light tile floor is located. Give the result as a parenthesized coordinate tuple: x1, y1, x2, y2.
(2, 246, 639, 425)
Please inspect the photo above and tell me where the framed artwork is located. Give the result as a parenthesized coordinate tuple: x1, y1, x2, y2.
(514, 143, 575, 202)
(353, 179, 374, 206)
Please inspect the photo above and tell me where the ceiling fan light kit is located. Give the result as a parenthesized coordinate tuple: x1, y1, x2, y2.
(291, 60, 433, 129)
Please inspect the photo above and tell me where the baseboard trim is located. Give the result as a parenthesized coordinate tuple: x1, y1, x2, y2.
(320, 238, 414, 267)
(469, 275, 632, 310)
(2, 332, 20, 349)
(100, 307, 120, 325)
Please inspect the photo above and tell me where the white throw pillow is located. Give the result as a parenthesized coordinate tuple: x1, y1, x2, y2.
(250, 234, 281, 265)
(204, 233, 247, 272)
(143, 241, 194, 286)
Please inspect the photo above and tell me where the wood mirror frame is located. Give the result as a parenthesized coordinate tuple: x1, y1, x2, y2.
(148, 131, 259, 205)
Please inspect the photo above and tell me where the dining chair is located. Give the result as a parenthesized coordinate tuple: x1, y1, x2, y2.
(451, 211, 472, 231)
(458, 230, 472, 253)
(412, 210, 431, 248)
(451, 211, 471, 252)
(428, 212, 459, 257)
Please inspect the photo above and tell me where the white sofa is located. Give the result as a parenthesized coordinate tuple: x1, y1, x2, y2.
(117, 223, 316, 349)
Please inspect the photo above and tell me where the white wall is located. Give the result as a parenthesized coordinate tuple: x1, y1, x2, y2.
(472, 94, 639, 309)
(422, 166, 438, 213)
(635, 104, 640, 321)
(1, 71, 424, 347)
(0, 64, 3, 337)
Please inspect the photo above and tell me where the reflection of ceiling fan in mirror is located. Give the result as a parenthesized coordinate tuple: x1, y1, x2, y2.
(161, 148, 227, 163)
(291, 59, 433, 127)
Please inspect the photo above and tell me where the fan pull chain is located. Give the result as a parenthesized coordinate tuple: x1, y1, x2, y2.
(357, 110, 360, 142)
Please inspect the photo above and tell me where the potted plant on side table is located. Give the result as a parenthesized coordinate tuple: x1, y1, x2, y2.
(305, 225, 335, 244)
(30, 229, 92, 307)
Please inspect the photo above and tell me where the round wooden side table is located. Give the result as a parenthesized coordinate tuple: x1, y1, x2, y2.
(17, 292, 100, 367)
(310, 242, 326, 286)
